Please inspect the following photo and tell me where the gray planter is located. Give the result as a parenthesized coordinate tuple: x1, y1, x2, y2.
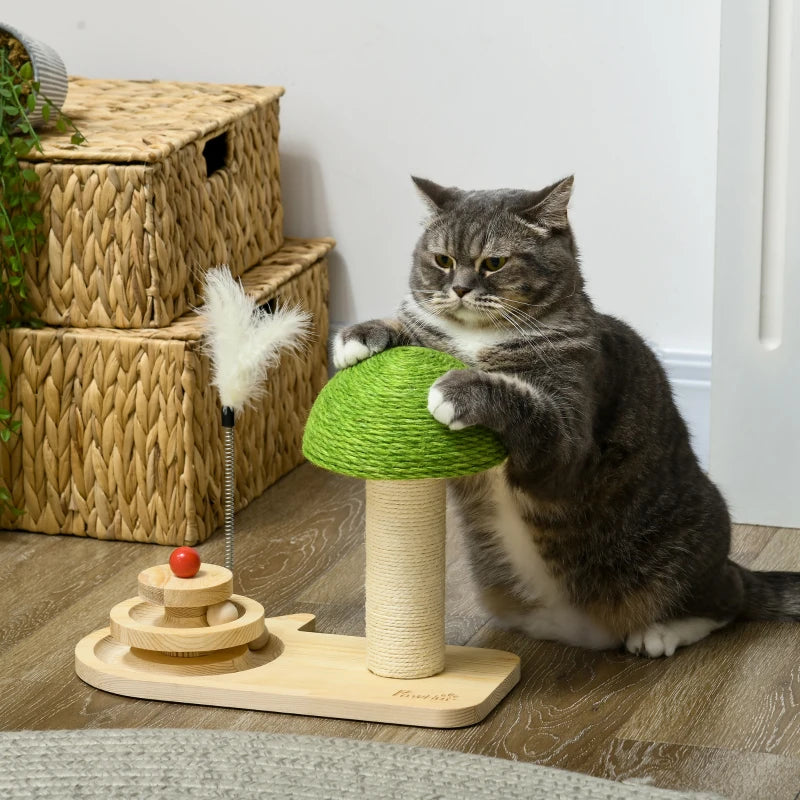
(1, 23, 68, 126)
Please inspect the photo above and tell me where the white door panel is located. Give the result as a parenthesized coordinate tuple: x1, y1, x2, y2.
(710, 0, 800, 526)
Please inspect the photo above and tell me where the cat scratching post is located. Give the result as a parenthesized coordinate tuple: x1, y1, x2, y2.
(302, 346, 508, 679)
(365, 477, 446, 678)
(75, 346, 519, 728)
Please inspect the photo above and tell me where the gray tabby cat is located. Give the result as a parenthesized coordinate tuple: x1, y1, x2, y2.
(333, 176, 800, 657)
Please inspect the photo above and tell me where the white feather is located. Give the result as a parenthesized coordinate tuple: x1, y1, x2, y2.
(199, 266, 312, 412)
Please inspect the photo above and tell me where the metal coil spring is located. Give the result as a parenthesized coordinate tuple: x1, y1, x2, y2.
(224, 425, 235, 571)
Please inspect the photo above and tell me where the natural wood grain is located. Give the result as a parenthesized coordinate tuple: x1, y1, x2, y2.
(109, 594, 265, 652)
(596, 739, 800, 800)
(729, 524, 779, 566)
(2, 462, 800, 800)
(137, 563, 233, 608)
(373, 626, 673, 766)
(619, 529, 800, 757)
(225, 469, 366, 613)
(751, 528, 800, 571)
(76, 613, 520, 728)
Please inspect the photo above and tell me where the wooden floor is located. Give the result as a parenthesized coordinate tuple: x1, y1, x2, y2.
(2, 462, 800, 800)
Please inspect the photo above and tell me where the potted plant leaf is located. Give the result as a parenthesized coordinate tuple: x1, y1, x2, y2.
(0, 24, 83, 513)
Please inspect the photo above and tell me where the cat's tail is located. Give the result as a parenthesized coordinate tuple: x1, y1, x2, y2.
(738, 565, 800, 621)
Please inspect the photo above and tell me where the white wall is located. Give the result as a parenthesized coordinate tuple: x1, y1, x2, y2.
(14, 0, 720, 354)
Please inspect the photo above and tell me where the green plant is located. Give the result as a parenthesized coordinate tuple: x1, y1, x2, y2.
(0, 40, 84, 514)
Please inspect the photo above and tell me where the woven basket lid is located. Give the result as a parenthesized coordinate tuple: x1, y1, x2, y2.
(24, 78, 285, 164)
(303, 346, 507, 480)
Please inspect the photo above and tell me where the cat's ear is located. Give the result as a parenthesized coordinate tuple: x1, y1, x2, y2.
(517, 176, 574, 232)
(411, 176, 463, 212)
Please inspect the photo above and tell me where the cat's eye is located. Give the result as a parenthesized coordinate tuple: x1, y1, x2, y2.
(481, 256, 507, 271)
(434, 254, 454, 269)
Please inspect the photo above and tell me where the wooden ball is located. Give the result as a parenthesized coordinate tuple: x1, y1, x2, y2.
(249, 628, 270, 651)
(206, 600, 239, 626)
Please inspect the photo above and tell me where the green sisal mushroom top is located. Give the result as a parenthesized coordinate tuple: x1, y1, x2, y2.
(302, 346, 507, 480)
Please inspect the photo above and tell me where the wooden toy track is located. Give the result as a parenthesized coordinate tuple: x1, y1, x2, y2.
(75, 563, 520, 728)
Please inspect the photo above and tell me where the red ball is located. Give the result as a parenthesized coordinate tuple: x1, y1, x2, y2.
(169, 546, 201, 578)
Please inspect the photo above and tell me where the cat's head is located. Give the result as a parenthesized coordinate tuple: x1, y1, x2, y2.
(409, 176, 582, 330)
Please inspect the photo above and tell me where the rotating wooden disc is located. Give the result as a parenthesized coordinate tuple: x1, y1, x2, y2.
(138, 563, 233, 608)
(110, 594, 266, 653)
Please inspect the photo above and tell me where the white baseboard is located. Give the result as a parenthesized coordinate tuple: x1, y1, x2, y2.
(659, 350, 712, 470)
(328, 325, 711, 469)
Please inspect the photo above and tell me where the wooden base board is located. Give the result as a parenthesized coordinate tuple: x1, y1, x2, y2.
(75, 613, 520, 728)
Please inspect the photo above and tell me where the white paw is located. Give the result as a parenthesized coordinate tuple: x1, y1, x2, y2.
(332, 335, 371, 369)
(626, 617, 726, 658)
(427, 386, 466, 430)
(626, 624, 680, 658)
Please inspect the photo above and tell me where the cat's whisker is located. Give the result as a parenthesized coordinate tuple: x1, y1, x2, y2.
(495, 298, 596, 345)
(494, 302, 536, 331)
(490, 305, 559, 367)
(478, 300, 531, 331)
(398, 306, 434, 343)
(472, 302, 514, 329)
(526, 318, 559, 351)
(494, 297, 551, 310)
(499, 314, 553, 366)
(491, 298, 539, 321)
(495, 301, 559, 345)
(497, 302, 600, 354)
(497, 308, 534, 342)
(475, 304, 510, 334)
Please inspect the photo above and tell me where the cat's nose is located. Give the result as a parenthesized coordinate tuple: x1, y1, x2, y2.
(452, 285, 471, 298)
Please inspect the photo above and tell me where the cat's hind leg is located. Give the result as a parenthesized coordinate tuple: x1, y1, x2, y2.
(522, 605, 623, 650)
(626, 559, 746, 657)
(625, 617, 730, 657)
(481, 586, 621, 650)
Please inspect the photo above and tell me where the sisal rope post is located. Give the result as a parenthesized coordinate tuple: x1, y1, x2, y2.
(365, 479, 446, 678)
(302, 346, 507, 681)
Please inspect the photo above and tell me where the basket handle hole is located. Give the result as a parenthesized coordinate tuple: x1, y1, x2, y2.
(203, 132, 229, 177)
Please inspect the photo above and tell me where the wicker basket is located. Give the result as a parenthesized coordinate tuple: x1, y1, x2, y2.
(19, 78, 285, 329)
(0, 238, 333, 545)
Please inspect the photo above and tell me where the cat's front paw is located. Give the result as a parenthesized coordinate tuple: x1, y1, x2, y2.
(333, 321, 392, 369)
(427, 369, 486, 431)
(427, 385, 467, 430)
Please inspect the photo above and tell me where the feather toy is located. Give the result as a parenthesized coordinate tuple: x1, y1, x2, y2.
(199, 266, 311, 570)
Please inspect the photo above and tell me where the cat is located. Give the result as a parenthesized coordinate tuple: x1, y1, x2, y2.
(333, 175, 800, 657)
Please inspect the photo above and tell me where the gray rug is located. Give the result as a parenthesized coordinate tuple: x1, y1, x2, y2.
(0, 729, 722, 799)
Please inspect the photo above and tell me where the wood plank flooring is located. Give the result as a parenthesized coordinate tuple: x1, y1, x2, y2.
(2, 462, 799, 799)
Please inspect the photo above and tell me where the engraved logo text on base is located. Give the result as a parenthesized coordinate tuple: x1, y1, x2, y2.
(392, 690, 458, 702)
